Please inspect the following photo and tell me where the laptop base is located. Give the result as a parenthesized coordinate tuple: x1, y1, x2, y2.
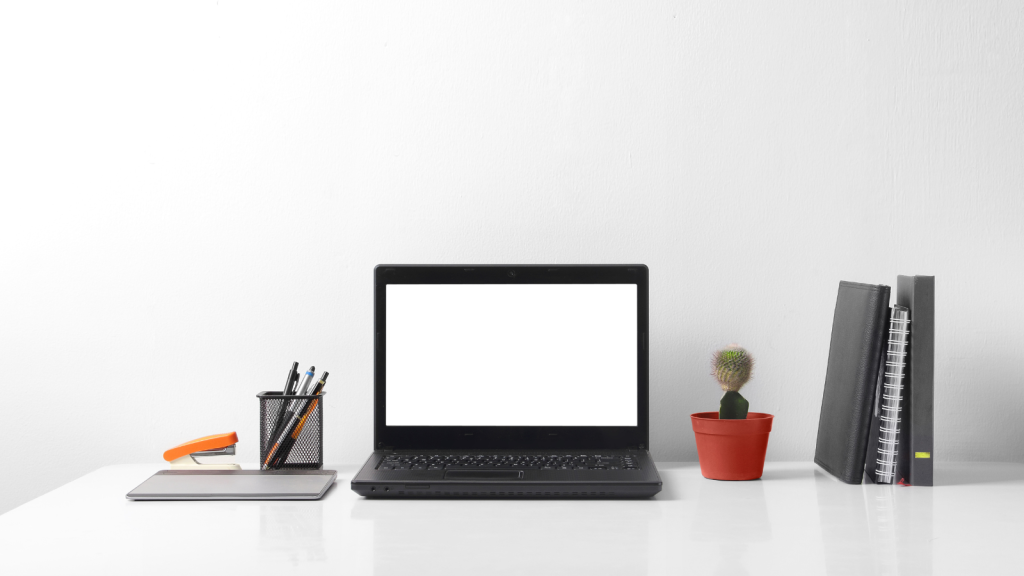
(351, 450, 662, 499)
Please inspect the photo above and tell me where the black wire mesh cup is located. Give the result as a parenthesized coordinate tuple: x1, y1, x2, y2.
(258, 391, 324, 470)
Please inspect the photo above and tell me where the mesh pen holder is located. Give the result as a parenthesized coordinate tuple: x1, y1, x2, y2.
(258, 391, 325, 470)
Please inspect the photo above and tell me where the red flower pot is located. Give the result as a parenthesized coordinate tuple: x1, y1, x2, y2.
(691, 412, 774, 480)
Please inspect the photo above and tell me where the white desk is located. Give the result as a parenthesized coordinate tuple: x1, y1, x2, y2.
(0, 462, 1020, 575)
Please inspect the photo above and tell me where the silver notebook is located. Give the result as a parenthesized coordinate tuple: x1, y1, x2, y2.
(126, 469, 336, 500)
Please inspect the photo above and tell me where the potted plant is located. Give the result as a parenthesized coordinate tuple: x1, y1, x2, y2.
(691, 345, 774, 480)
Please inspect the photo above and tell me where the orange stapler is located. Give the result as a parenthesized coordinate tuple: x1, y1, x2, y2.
(163, 432, 241, 470)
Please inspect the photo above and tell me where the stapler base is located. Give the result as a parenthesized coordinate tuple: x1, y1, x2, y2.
(168, 454, 241, 470)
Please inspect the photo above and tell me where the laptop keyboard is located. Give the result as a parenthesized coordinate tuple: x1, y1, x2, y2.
(377, 454, 640, 471)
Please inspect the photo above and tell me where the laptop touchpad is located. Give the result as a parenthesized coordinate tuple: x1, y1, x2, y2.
(443, 470, 523, 480)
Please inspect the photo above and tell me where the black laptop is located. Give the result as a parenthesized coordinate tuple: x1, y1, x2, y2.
(350, 265, 662, 498)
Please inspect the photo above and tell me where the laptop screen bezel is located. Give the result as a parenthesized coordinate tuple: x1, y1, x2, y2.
(373, 264, 649, 450)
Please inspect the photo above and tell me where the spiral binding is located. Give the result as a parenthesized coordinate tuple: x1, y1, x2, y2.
(874, 306, 910, 484)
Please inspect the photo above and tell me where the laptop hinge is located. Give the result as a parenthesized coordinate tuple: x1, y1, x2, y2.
(628, 445, 641, 452)
(378, 445, 395, 452)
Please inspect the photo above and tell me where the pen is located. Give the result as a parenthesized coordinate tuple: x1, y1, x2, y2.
(274, 365, 313, 429)
(308, 371, 329, 401)
(270, 362, 300, 439)
(285, 363, 299, 395)
(295, 366, 316, 395)
(265, 372, 329, 469)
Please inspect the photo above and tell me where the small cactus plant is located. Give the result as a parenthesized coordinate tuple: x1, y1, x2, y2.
(713, 344, 754, 419)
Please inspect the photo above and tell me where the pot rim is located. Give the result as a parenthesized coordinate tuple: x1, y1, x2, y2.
(690, 412, 774, 435)
(690, 411, 774, 420)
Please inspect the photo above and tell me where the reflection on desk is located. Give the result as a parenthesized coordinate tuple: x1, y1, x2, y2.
(0, 462, 1022, 575)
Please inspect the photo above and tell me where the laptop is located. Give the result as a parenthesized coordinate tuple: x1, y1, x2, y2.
(350, 265, 662, 498)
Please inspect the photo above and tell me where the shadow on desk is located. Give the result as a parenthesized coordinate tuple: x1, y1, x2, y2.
(655, 461, 816, 497)
(933, 461, 1024, 486)
(650, 462, 694, 501)
(351, 496, 660, 574)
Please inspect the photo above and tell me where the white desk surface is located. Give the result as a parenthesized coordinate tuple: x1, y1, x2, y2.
(0, 461, 1020, 575)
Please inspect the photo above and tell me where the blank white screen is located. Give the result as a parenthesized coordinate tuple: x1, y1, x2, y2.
(386, 284, 638, 426)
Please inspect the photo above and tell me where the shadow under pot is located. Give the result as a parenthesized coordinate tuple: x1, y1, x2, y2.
(690, 412, 774, 481)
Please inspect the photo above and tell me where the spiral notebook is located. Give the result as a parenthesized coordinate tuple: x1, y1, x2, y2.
(864, 306, 910, 484)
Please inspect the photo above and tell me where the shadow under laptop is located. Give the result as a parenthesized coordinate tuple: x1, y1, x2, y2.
(352, 498, 660, 575)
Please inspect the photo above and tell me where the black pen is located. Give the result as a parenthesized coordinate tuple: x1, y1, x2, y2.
(270, 362, 300, 447)
(285, 362, 299, 394)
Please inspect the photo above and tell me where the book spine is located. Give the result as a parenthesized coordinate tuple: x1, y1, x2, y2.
(874, 306, 910, 484)
(900, 275, 934, 486)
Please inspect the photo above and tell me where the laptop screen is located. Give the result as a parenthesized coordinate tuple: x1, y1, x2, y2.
(385, 284, 638, 427)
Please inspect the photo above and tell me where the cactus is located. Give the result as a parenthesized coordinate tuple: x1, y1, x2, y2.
(713, 345, 754, 419)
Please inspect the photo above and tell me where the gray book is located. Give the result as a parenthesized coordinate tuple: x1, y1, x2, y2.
(895, 275, 935, 486)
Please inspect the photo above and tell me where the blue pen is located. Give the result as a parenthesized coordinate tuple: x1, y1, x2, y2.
(295, 366, 316, 396)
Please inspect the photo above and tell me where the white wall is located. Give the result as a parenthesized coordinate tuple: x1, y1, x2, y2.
(2, 1, 1022, 515)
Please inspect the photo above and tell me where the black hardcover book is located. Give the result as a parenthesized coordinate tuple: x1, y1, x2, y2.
(815, 281, 891, 484)
(895, 275, 935, 486)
